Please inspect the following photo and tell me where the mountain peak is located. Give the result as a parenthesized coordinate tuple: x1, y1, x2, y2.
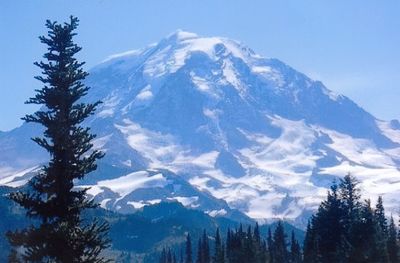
(165, 30, 199, 41)
(5, 30, 400, 227)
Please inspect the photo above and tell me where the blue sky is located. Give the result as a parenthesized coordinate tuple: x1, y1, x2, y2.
(1, 0, 399, 131)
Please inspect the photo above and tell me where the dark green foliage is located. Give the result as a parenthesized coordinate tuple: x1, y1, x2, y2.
(387, 216, 398, 263)
(253, 223, 267, 263)
(202, 230, 210, 263)
(159, 248, 177, 263)
(304, 174, 397, 263)
(272, 221, 289, 263)
(303, 220, 317, 263)
(375, 196, 388, 236)
(158, 224, 301, 263)
(313, 182, 344, 262)
(226, 225, 265, 263)
(196, 230, 210, 263)
(186, 234, 193, 263)
(213, 228, 225, 263)
(267, 228, 274, 263)
(6, 16, 109, 262)
(289, 231, 302, 263)
(197, 238, 203, 263)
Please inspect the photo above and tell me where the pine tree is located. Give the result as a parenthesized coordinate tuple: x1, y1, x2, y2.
(339, 174, 362, 261)
(226, 229, 232, 263)
(303, 220, 317, 263)
(167, 249, 173, 263)
(289, 231, 302, 263)
(253, 223, 264, 263)
(186, 234, 193, 263)
(370, 198, 389, 263)
(160, 248, 167, 263)
(242, 226, 254, 262)
(387, 216, 398, 263)
(202, 230, 210, 263)
(180, 247, 184, 263)
(313, 182, 344, 262)
(6, 16, 109, 262)
(272, 221, 289, 263)
(375, 196, 388, 237)
(267, 228, 274, 263)
(213, 228, 225, 263)
(197, 238, 203, 263)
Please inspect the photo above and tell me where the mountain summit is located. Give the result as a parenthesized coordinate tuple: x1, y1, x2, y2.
(1, 31, 400, 226)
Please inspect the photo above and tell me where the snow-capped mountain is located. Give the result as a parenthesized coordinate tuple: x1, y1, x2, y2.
(2, 30, 400, 226)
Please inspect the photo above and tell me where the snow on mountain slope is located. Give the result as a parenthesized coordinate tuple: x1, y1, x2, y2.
(1, 30, 400, 227)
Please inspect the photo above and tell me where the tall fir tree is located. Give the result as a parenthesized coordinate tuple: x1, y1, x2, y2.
(213, 228, 225, 263)
(253, 223, 266, 263)
(303, 220, 318, 263)
(387, 216, 399, 263)
(197, 238, 203, 263)
(339, 174, 362, 261)
(186, 234, 193, 263)
(226, 229, 232, 263)
(371, 198, 389, 263)
(167, 249, 173, 263)
(289, 231, 302, 263)
(375, 196, 388, 237)
(272, 221, 289, 263)
(313, 182, 344, 263)
(202, 230, 210, 263)
(267, 228, 274, 263)
(6, 16, 109, 262)
(160, 248, 167, 263)
(244, 226, 255, 263)
(180, 247, 184, 263)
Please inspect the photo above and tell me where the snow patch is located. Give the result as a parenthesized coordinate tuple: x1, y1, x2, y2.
(167, 196, 199, 207)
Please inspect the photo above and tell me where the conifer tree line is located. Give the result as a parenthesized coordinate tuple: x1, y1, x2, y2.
(159, 222, 302, 263)
(6, 16, 110, 262)
(303, 174, 399, 263)
(160, 174, 400, 263)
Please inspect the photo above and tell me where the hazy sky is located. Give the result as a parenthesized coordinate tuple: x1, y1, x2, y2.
(1, 0, 399, 131)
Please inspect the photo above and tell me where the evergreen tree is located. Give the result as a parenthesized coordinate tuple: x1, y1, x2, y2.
(202, 230, 210, 263)
(350, 200, 378, 262)
(226, 229, 232, 263)
(261, 240, 268, 263)
(313, 182, 344, 262)
(160, 248, 167, 263)
(186, 234, 193, 263)
(6, 16, 109, 262)
(272, 221, 289, 263)
(339, 174, 362, 261)
(180, 247, 184, 263)
(253, 223, 265, 263)
(167, 249, 173, 263)
(375, 196, 388, 237)
(213, 228, 225, 263)
(197, 238, 203, 263)
(387, 216, 398, 263)
(289, 231, 302, 263)
(303, 220, 317, 263)
(370, 198, 389, 263)
(267, 228, 274, 263)
(245, 226, 256, 262)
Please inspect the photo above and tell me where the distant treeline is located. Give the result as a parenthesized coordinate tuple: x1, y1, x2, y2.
(159, 174, 400, 263)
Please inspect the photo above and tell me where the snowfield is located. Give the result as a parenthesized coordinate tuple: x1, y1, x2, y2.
(1, 31, 400, 227)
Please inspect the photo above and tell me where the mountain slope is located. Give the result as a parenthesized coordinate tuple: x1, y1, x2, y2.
(1, 31, 400, 226)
